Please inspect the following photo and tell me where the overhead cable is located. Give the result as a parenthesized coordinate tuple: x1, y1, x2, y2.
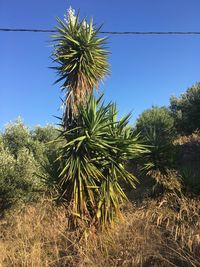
(1, 28, 200, 35)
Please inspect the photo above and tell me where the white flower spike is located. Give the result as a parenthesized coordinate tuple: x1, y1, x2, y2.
(64, 6, 76, 25)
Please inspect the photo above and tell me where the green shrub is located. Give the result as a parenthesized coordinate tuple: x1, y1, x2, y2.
(0, 142, 16, 211)
(0, 120, 60, 213)
(135, 106, 176, 171)
(170, 82, 200, 134)
(31, 125, 59, 143)
(0, 145, 41, 213)
(30, 125, 60, 165)
(2, 118, 31, 157)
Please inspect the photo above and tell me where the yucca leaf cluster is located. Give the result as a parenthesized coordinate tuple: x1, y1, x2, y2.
(52, 12, 110, 122)
(54, 95, 147, 226)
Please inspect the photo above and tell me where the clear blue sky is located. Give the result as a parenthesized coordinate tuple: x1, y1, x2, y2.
(1, 0, 200, 128)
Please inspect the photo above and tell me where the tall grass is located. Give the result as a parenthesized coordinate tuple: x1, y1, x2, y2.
(0, 194, 199, 267)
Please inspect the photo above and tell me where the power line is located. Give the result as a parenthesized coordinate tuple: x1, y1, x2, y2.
(1, 28, 200, 35)
(0, 28, 56, 33)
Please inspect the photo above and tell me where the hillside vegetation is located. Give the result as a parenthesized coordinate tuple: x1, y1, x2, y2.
(0, 87, 200, 266)
(1, 8, 200, 267)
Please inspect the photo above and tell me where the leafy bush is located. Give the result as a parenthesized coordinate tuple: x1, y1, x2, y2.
(2, 118, 31, 157)
(0, 120, 60, 213)
(50, 95, 147, 226)
(30, 125, 60, 166)
(135, 106, 176, 171)
(32, 125, 59, 143)
(0, 141, 16, 211)
(170, 82, 200, 134)
(0, 145, 41, 213)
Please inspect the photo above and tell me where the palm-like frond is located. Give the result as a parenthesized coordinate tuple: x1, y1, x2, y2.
(52, 14, 110, 122)
(54, 95, 147, 226)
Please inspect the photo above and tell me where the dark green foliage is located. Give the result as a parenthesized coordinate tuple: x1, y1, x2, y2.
(32, 125, 59, 143)
(179, 167, 200, 194)
(51, 95, 147, 226)
(31, 125, 60, 164)
(170, 83, 200, 134)
(135, 106, 176, 171)
(173, 133, 200, 194)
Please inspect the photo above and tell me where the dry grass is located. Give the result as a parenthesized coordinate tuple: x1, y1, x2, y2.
(0, 200, 82, 267)
(84, 193, 200, 267)
(148, 169, 183, 192)
(173, 131, 200, 145)
(0, 194, 199, 267)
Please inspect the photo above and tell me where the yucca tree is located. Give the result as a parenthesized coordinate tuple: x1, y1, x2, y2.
(52, 7, 110, 124)
(50, 8, 148, 228)
(53, 95, 147, 227)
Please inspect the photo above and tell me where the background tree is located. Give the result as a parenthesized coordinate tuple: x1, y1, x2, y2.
(3, 117, 31, 157)
(170, 82, 200, 135)
(135, 106, 176, 171)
